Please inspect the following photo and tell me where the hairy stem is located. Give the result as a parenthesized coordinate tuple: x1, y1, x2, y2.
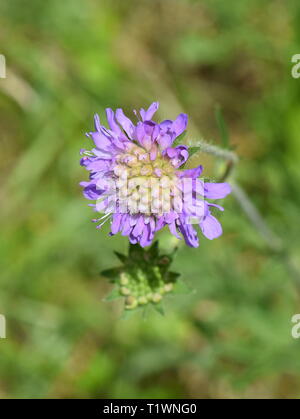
(186, 138, 300, 286)
(187, 138, 238, 181)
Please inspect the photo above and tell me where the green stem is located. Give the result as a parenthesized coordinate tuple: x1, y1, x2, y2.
(187, 138, 238, 181)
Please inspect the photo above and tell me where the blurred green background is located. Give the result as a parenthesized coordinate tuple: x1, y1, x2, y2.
(1, 0, 300, 399)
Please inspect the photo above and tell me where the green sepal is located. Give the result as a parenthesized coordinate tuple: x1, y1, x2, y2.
(103, 287, 122, 301)
(166, 271, 180, 283)
(147, 240, 159, 260)
(173, 279, 194, 295)
(120, 308, 137, 320)
(114, 251, 127, 264)
(172, 131, 187, 147)
(179, 146, 201, 170)
(128, 242, 144, 262)
(187, 146, 201, 159)
(101, 267, 122, 280)
(157, 255, 172, 275)
(153, 302, 165, 317)
(101, 242, 182, 314)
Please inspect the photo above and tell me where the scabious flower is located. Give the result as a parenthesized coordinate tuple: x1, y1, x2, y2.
(80, 102, 231, 248)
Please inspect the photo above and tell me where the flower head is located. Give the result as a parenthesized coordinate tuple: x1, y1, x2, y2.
(80, 102, 231, 247)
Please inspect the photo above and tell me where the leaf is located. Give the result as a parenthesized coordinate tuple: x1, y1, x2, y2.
(215, 104, 230, 148)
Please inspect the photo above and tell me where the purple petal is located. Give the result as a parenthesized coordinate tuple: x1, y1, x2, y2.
(172, 145, 189, 167)
(85, 158, 111, 171)
(150, 144, 158, 161)
(200, 214, 223, 240)
(80, 156, 90, 167)
(178, 165, 203, 179)
(194, 179, 205, 195)
(105, 108, 122, 134)
(163, 145, 188, 167)
(99, 126, 126, 151)
(168, 221, 181, 240)
(155, 216, 165, 232)
(144, 120, 159, 138)
(88, 131, 112, 151)
(139, 108, 146, 121)
(164, 147, 177, 158)
(129, 235, 138, 244)
(94, 114, 101, 131)
(136, 121, 158, 150)
(204, 182, 231, 199)
(172, 113, 188, 138)
(178, 218, 199, 247)
(132, 215, 145, 236)
(208, 203, 224, 211)
(121, 215, 132, 236)
(165, 211, 177, 223)
(111, 213, 122, 234)
(149, 217, 156, 239)
(135, 122, 145, 143)
(129, 214, 139, 227)
(141, 101, 159, 121)
(140, 224, 152, 247)
(95, 197, 109, 212)
(115, 109, 135, 138)
(156, 132, 174, 150)
(159, 119, 173, 132)
(80, 182, 102, 200)
(177, 146, 189, 164)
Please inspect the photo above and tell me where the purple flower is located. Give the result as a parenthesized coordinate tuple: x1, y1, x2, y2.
(80, 102, 231, 247)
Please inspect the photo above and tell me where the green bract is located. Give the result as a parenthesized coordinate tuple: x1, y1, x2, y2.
(101, 242, 180, 311)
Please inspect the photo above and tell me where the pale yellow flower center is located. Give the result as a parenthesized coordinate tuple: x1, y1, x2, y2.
(114, 144, 182, 215)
